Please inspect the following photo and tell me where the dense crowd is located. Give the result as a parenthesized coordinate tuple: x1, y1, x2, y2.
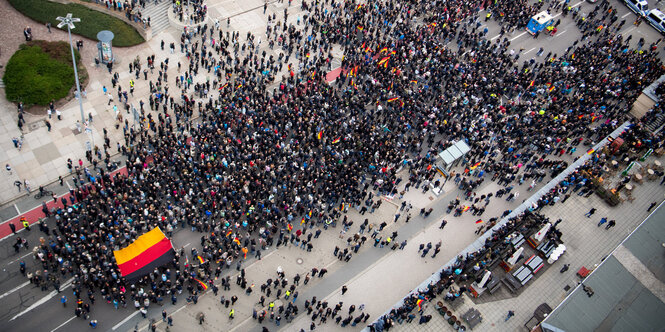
(14, 0, 665, 330)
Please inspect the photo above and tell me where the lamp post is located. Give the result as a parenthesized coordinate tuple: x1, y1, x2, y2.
(56, 13, 85, 126)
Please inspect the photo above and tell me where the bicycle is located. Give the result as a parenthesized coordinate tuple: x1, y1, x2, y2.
(34, 190, 53, 199)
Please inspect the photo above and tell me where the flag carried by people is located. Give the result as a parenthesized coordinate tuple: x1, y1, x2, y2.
(469, 162, 481, 170)
(332, 137, 341, 144)
(475, 219, 483, 224)
(417, 299, 424, 310)
(113, 227, 175, 282)
(462, 206, 471, 212)
(287, 223, 293, 232)
(194, 278, 208, 291)
(317, 131, 323, 140)
(197, 255, 206, 264)
(301, 217, 306, 225)
(378, 56, 390, 68)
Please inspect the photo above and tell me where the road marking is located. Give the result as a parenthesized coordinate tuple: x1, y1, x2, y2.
(324, 259, 338, 269)
(184, 242, 191, 248)
(0, 281, 30, 300)
(10, 290, 58, 321)
(622, 12, 632, 18)
(137, 304, 188, 331)
(524, 47, 536, 54)
(8, 251, 34, 265)
(556, 30, 568, 37)
(552, 1, 585, 19)
(510, 32, 527, 41)
(14, 204, 20, 215)
(112, 310, 141, 330)
(8, 277, 73, 321)
(50, 316, 76, 332)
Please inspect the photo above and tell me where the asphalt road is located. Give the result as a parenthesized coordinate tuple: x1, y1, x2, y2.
(0, 0, 664, 331)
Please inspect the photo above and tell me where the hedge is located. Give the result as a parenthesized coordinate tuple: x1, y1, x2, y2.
(9, 0, 144, 47)
(3, 41, 87, 106)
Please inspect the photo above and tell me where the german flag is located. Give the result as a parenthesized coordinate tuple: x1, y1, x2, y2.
(218, 83, 228, 90)
(317, 131, 323, 140)
(417, 299, 424, 310)
(387, 97, 400, 103)
(469, 161, 481, 170)
(197, 255, 206, 264)
(226, 230, 233, 237)
(194, 278, 208, 291)
(587, 148, 595, 155)
(113, 228, 175, 282)
(378, 56, 390, 67)
(475, 219, 483, 224)
(233, 237, 241, 246)
(301, 217, 306, 225)
(332, 137, 340, 144)
(462, 206, 471, 212)
(379, 47, 388, 53)
(355, 4, 363, 11)
(548, 85, 555, 93)
(287, 223, 293, 232)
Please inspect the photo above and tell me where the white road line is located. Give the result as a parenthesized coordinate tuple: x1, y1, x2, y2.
(0, 281, 30, 300)
(14, 204, 20, 215)
(556, 30, 568, 37)
(8, 277, 73, 321)
(10, 290, 58, 321)
(183, 242, 191, 248)
(112, 310, 141, 330)
(524, 47, 536, 54)
(510, 31, 527, 41)
(622, 26, 637, 34)
(8, 251, 34, 265)
(622, 12, 632, 18)
(137, 304, 188, 331)
(553, 1, 585, 19)
(50, 316, 76, 332)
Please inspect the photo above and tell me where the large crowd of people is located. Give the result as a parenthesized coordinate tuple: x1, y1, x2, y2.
(12, 0, 665, 330)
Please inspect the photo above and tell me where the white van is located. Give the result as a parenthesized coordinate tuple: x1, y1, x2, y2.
(646, 9, 665, 34)
(624, 0, 649, 16)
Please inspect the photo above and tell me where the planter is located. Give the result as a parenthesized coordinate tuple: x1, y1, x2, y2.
(448, 316, 457, 325)
(459, 326, 466, 331)
(454, 320, 461, 329)
(444, 311, 452, 320)
(436, 301, 444, 310)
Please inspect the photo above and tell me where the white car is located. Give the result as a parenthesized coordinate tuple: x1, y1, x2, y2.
(624, 0, 649, 16)
(646, 9, 665, 34)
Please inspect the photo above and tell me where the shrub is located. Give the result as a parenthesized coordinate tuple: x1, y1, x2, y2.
(9, 0, 144, 47)
(3, 41, 86, 106)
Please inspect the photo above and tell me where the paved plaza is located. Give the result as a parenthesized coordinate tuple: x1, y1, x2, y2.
(0, 0, 664, 331)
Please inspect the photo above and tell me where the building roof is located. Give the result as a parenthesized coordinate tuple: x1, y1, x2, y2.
(541, 203, 665, 332)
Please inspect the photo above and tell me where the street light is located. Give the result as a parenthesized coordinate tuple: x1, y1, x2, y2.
(56, 13, 85, 126)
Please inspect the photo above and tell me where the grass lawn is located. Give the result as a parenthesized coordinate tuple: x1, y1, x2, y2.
(9, 0, 144, 47)
(3, 40, 88, 106)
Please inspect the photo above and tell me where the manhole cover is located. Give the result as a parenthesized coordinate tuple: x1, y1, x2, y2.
(28, 122, 41, 131)
(564, 285, 571, 291)
(296, 258, 303, 265)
